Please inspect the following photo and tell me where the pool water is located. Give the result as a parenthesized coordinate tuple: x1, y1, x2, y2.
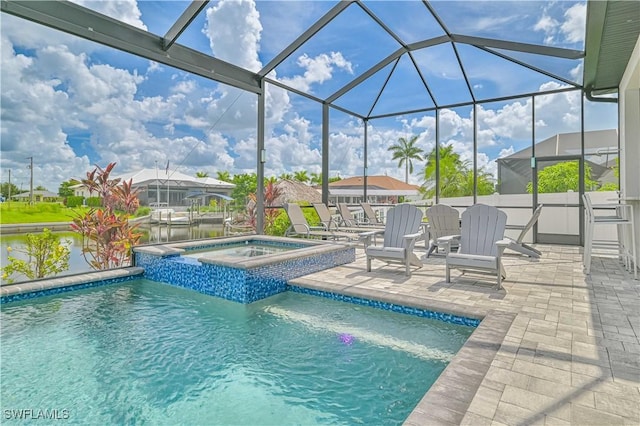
(0, 280, 474, 425)
(183, 242, 297, 258)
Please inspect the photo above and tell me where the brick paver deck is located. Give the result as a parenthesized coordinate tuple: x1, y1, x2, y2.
(289, 244, 640, 425)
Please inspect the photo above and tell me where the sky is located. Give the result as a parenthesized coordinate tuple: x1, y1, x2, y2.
(0, 0, 618, 193)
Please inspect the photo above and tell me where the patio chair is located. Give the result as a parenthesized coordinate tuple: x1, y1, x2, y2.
(424, 204, 460, 258)
(438, 204, 510, 289)
(284, 203, 360, 241)
(337, 203, 384, 228)
(364, 204, 424, 277)
(360, 203, 384, 226)
(504, 204, 543, 258)
(312, 203, 382, 235)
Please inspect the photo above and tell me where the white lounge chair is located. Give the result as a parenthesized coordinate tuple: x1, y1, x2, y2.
(424, 204, 460, 257)
(284, 203, 361, 241)
(337, 203, 382, 228)
(505, 204, 543, 258)
(312, 203, 384, 237)
(364, 204, 424, 277)
(360, 203, 384, 226)
(438, 204, 510, 289)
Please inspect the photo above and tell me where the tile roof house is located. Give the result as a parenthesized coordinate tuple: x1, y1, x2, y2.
(328, 175, 421, 204)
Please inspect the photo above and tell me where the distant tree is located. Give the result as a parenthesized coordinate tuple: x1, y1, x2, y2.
(293, 170, 309, 183)
(527, 161, 598, 193)
(279, 173, 293, 181)
(421, 144, 494, 198)
(1, 182, 19, 200)
(231, 173, 257, 211)
(388, 135, 424, 183)
(309, 173, 341, 185)
(216, 171, 232, 182)
(195, 171, 209, 178)
(58, 179, 78, 197)
(35, 185, 48, 191)
(310, 172, 321, 185)
(309, 173, 342, 185)
(422, 145, 468, 198)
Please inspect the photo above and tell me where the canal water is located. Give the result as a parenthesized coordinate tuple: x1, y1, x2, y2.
(0, 224, 226, 284)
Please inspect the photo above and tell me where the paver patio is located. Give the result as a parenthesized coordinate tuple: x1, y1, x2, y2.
(290, 244, 640, 425)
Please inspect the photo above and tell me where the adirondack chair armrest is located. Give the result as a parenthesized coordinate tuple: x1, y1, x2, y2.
(437, 234, 461, 253)
(403, 231, 424, 242)
(359, 229, 383, 247)
(496, 239, 510, 256)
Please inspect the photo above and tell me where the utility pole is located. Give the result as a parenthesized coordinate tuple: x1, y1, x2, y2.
(27, 156, 33, 205)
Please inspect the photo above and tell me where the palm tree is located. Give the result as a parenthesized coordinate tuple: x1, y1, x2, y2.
(293, 170, 309, 183)
(422, 144, 495, 198)
(216, 171, 231, 182)
(195, 171, 209, 178)
(279, 173, 293, 181)
(387, 135, 424, 183)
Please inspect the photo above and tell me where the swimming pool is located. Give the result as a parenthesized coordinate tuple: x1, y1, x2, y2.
(0, 279, 474, 425)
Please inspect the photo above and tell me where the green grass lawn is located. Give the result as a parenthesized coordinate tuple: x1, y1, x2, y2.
(0, 202, 89, 224)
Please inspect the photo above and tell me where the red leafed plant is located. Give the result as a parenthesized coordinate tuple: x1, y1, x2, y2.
(246, 179, 282, 233)
(71, 163, 142, 270)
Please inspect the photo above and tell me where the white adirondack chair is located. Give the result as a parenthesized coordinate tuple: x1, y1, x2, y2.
(438, 204, 510, 289)
(424, 204, 461, 257)
(505, 204, 543, 258)
(364, 204, 424, 276)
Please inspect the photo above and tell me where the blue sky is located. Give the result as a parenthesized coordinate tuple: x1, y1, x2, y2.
(0, 0, 618, 192)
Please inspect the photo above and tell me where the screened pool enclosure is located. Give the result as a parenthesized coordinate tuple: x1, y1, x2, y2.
(1, 0, 639, 247)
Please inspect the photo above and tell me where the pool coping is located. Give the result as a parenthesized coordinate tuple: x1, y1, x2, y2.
(134, 235, 357, 269)
(288, 276, 515, 426)
(0, 267, 145, 300)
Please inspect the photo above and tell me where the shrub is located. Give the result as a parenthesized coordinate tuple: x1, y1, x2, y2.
(71, 163, 142, 270)
(1, 228, 70, 283)
(86, 197, 102, 207)
(264, 204, 320, 237)
(66, 196, 85, 208)
(135, 206, 151, 217)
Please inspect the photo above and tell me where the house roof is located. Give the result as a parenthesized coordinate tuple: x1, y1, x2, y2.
(328, 175, 421, 197)
(12, 190, 58, 198)
(330, 175, 421, 191)
(500, 129, 618, 161)
(273, 180, 322, 205)
(117, 169, 234, 189)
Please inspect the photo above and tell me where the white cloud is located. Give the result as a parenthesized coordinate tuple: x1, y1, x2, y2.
(280, 52, 354, 93)
(71, 0, 147, 30)
(204, 0, 263, 72)
(534, 12, 559, 44)
(534, 2, 586, 46)
(560, 3, 586, 44)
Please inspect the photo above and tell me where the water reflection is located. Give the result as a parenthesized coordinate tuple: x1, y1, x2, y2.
(1, 224, 225, 284)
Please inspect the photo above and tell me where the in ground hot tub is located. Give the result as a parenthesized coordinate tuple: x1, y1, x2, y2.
(133, 235, 356, 303)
